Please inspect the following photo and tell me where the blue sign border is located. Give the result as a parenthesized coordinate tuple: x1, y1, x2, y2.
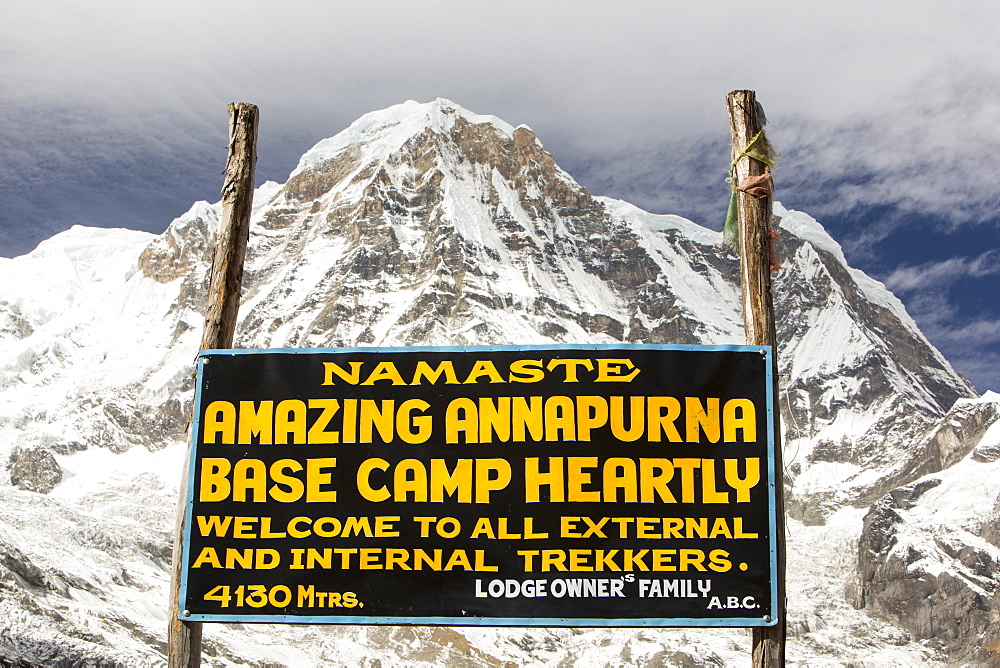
(179, 343, 779, 627)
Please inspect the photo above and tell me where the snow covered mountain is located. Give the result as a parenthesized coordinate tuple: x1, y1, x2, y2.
(1, 98, 996, 665)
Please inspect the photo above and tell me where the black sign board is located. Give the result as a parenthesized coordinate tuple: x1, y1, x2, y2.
(179, 344, 778, 627)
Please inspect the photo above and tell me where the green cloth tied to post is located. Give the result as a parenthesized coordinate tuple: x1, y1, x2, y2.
(724, 129, 778, 253)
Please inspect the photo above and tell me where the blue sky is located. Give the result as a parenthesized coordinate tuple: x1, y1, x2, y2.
(2, 1, 998, 392)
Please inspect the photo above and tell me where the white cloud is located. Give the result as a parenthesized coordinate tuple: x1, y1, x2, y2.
(880, 263, 1000, 392)
(916, 313, 1000, 392)
(884, 250, 1000, 293)
(5, 1, 998, 131)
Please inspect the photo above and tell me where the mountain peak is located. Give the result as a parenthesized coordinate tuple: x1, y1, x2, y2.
(276, 98, 583, 241)
(290, 99, 516, 180)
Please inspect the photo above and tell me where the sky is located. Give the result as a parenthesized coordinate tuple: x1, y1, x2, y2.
(2, 1, 998, 392)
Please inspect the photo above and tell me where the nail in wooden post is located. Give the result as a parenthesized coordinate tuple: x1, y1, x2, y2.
(167, 102, 259, 668)
(726, 89, 787, 667)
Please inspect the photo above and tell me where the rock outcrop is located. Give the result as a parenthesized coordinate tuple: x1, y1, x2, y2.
(7, 446, 62, 493)
(856, 394, 1000, 664)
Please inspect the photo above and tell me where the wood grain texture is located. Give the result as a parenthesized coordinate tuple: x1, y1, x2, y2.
(201, 103, 259, 350)
(168, 102, 258, 668)
(727, 90, 787, 668)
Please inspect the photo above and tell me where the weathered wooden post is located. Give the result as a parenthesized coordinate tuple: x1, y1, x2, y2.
(167, 102, 259, 668)
(726, 89, 786, 667)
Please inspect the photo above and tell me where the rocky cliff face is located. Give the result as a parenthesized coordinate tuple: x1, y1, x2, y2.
(771, 217, 975, 524)
(0, 99, 993, 665)
(855, 393, 1000, 664)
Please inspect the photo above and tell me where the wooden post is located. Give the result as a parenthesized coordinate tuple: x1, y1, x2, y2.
(726, 90, 786, 667)
(167, 102, 259, 668)
(200, 103, 260, 350)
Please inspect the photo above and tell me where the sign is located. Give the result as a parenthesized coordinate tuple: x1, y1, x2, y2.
(179, 344, 778, 627)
